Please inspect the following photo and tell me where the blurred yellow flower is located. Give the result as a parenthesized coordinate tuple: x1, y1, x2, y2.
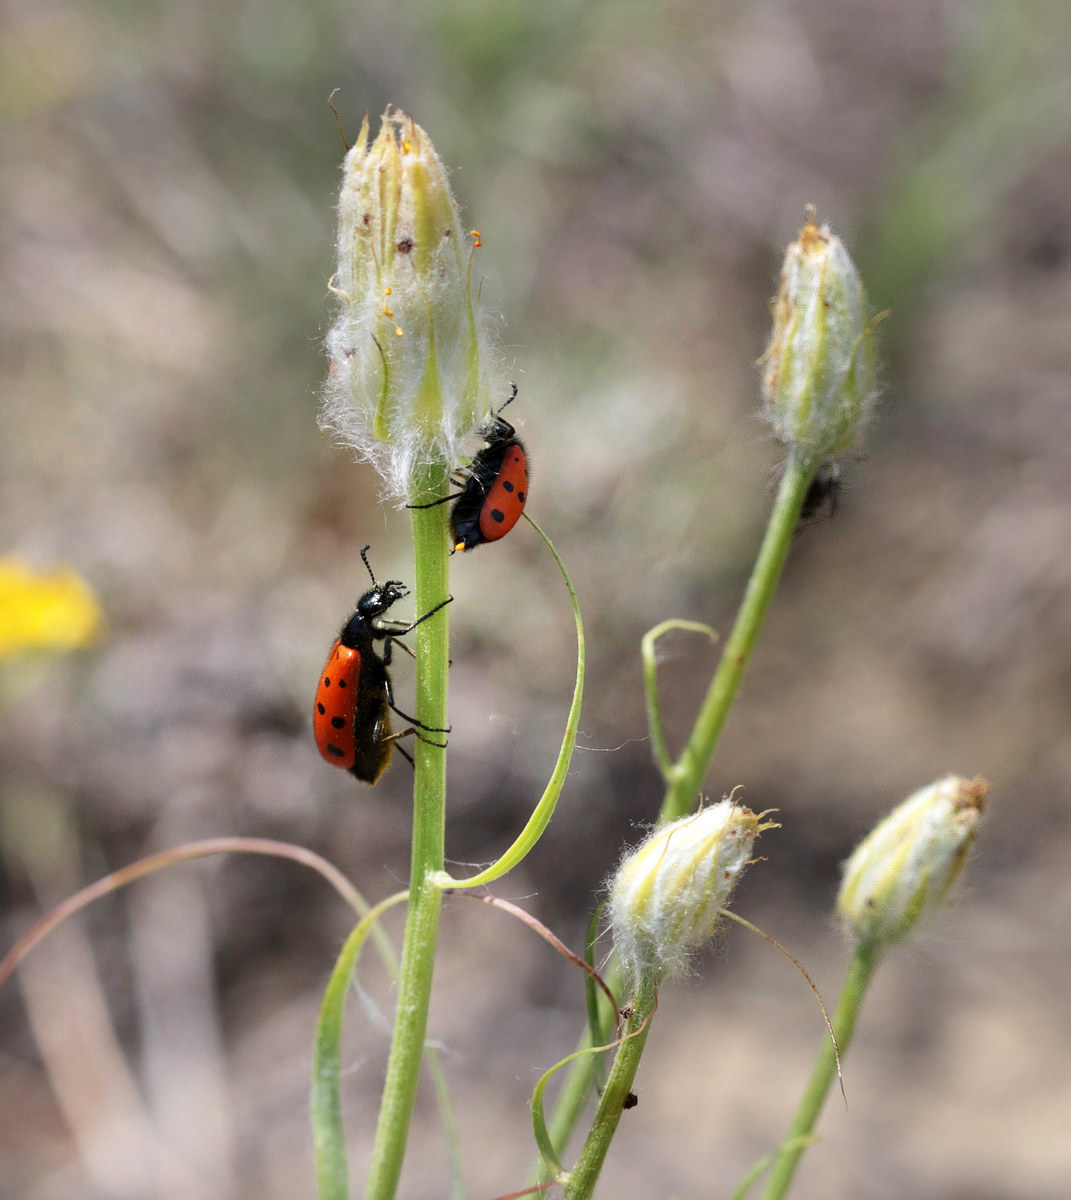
(0, 556, 103, 658)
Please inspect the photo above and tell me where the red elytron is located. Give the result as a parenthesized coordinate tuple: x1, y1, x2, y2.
(409, 386, 529, 551)
(314, 547, 450, 784)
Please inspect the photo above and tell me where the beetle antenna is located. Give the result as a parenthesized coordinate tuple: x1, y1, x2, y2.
(360, 545, 377, 587)
(498, 382, 519, 415)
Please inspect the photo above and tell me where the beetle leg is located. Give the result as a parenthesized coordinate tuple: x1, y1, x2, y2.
(387, 701, 451, 735)
(380, 661, 451, 733)
(399, 594, 453, 635)
(406, 489, 463, 510)
(386, 727, 447, 753)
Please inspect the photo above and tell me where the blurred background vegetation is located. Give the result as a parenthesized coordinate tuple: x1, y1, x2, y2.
(3, 1, 1071, 1197)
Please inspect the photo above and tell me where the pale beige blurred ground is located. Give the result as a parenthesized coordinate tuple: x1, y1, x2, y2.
(3, 1, 1071, 1197)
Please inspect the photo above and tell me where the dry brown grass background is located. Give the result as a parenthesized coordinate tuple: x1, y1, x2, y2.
(3, 1, 1071, 1197)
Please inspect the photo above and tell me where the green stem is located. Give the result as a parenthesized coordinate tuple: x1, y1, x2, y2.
(364, 460, 453, 1200)
(561, 975, 657, 1200)
(530, 453, 818, 1182)
(661, 451, 814, 821)
(756, 940, 880, 1200)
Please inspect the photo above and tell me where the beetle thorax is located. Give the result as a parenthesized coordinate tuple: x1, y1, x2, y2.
(358, 580, 407, 619)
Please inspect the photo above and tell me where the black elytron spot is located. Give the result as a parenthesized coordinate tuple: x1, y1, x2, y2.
(322, 677, 330, 687)
(518, 491, 526, 501)
(331, 716, 345, 729)
(338, 678, 347, 687)
(490, 509, 505, 524)
(327, 744, 346, 757)
(502, 480, 514, 493)
(317, 703, 326, 715)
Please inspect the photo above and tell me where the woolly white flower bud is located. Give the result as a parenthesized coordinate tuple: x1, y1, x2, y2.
(838, 775, 988, 948)
(609, 800, 776, 983)
(320, 107, 501, 499)
(762, 210, 877, 465)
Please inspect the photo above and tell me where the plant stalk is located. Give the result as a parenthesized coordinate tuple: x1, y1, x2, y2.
(561, 975, 657, 1199)
(661, 451, 814, 821)
(756, 939, 879, 1200)
(364, 460, 453, 1200)
(530, 452, 819, 1184)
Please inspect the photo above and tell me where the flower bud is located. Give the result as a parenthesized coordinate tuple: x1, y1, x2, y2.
(0, 555, 102, 658)
(609, 799, 777, 983)
(762, 210, 877, 465)
(838, 775, 988, 948)
(321, 107, 501, 498)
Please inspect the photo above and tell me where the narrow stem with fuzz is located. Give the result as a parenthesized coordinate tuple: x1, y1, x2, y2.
(757, 940, 879, 1200)
(561, 974, 657, 1200)
(364, 460, 453, 1200)
(661, 451, 815, 821)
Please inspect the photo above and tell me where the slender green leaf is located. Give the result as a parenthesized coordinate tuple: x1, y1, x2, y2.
(312, 891, 410, 1200)
(434, 515, 583, 889)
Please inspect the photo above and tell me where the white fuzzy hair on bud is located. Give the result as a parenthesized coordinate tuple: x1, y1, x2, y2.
(609, 799, 777, 984)
(762, 209, 877, 467)
(320, 107, 505, 500)
(838, 775, 988, 948)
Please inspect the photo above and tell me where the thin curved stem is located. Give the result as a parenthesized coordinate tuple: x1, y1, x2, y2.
(0, 838, 376, 994)
(435, 515, 583, 890)
(641, 619, 718, 782)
